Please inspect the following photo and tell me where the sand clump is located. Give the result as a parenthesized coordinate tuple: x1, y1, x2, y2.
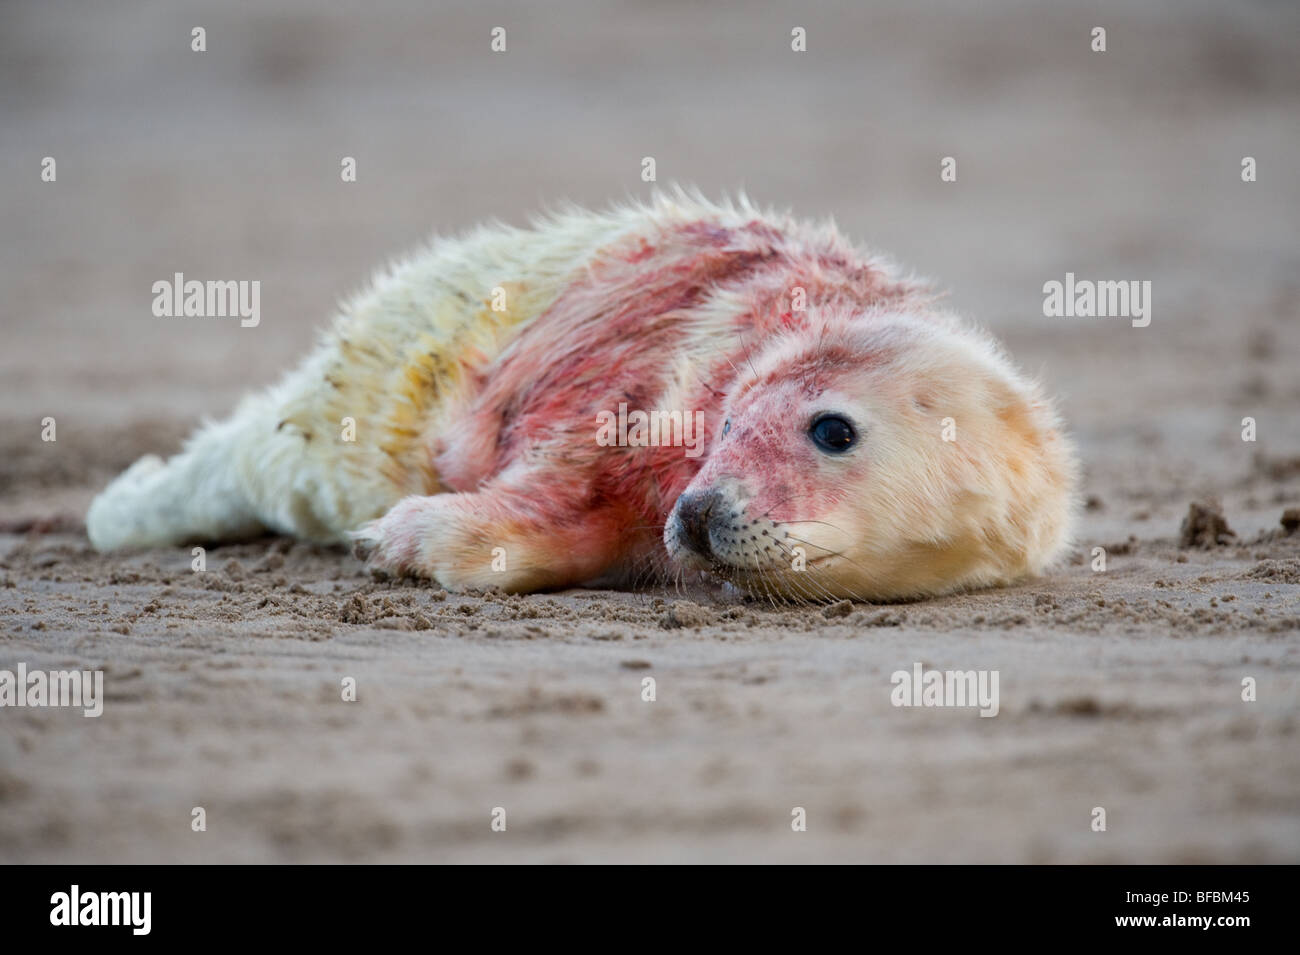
(661, 601, 715, 629)
(1179, 499, 1237, 549)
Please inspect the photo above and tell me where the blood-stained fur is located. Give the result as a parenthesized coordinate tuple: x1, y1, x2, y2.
(88, 191, 1077, 600)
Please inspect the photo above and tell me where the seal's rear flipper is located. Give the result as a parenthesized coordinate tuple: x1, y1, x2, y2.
(86, 415, 267, 552)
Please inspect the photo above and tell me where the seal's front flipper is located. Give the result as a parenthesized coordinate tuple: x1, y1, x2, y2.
(353, 482, 633, 592)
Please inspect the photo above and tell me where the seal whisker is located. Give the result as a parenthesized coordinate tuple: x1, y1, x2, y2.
(771, 537, 873, 605)
(761, 558, 798, 609)
(747, 553, 781, 610)
(777, 531, 880, 585)
(736, 328, 762, 385)
(769, 544, 837, 603)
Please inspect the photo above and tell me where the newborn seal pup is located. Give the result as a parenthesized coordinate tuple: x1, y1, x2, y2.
(88, 192, 1078, 601)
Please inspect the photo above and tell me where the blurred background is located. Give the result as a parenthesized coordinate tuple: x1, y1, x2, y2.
(1, 0, 1299, 864)
(2, 0, 1298, 533)
(3, 0, 1298, 503)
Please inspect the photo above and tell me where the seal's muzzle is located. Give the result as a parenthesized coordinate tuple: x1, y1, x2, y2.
(672, 488, 726, 558)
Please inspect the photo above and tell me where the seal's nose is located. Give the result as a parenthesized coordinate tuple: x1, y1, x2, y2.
(675, 488, 724, 557)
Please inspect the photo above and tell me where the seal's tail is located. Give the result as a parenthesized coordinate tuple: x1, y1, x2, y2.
(86, 411, 268, 552)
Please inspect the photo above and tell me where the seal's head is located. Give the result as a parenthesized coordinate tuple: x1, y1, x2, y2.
(664, 307, 1078, 601)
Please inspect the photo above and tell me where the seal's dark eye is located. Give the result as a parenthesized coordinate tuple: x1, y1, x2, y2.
(721, 418, 731, 438)
(809, 415, 855, 453)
